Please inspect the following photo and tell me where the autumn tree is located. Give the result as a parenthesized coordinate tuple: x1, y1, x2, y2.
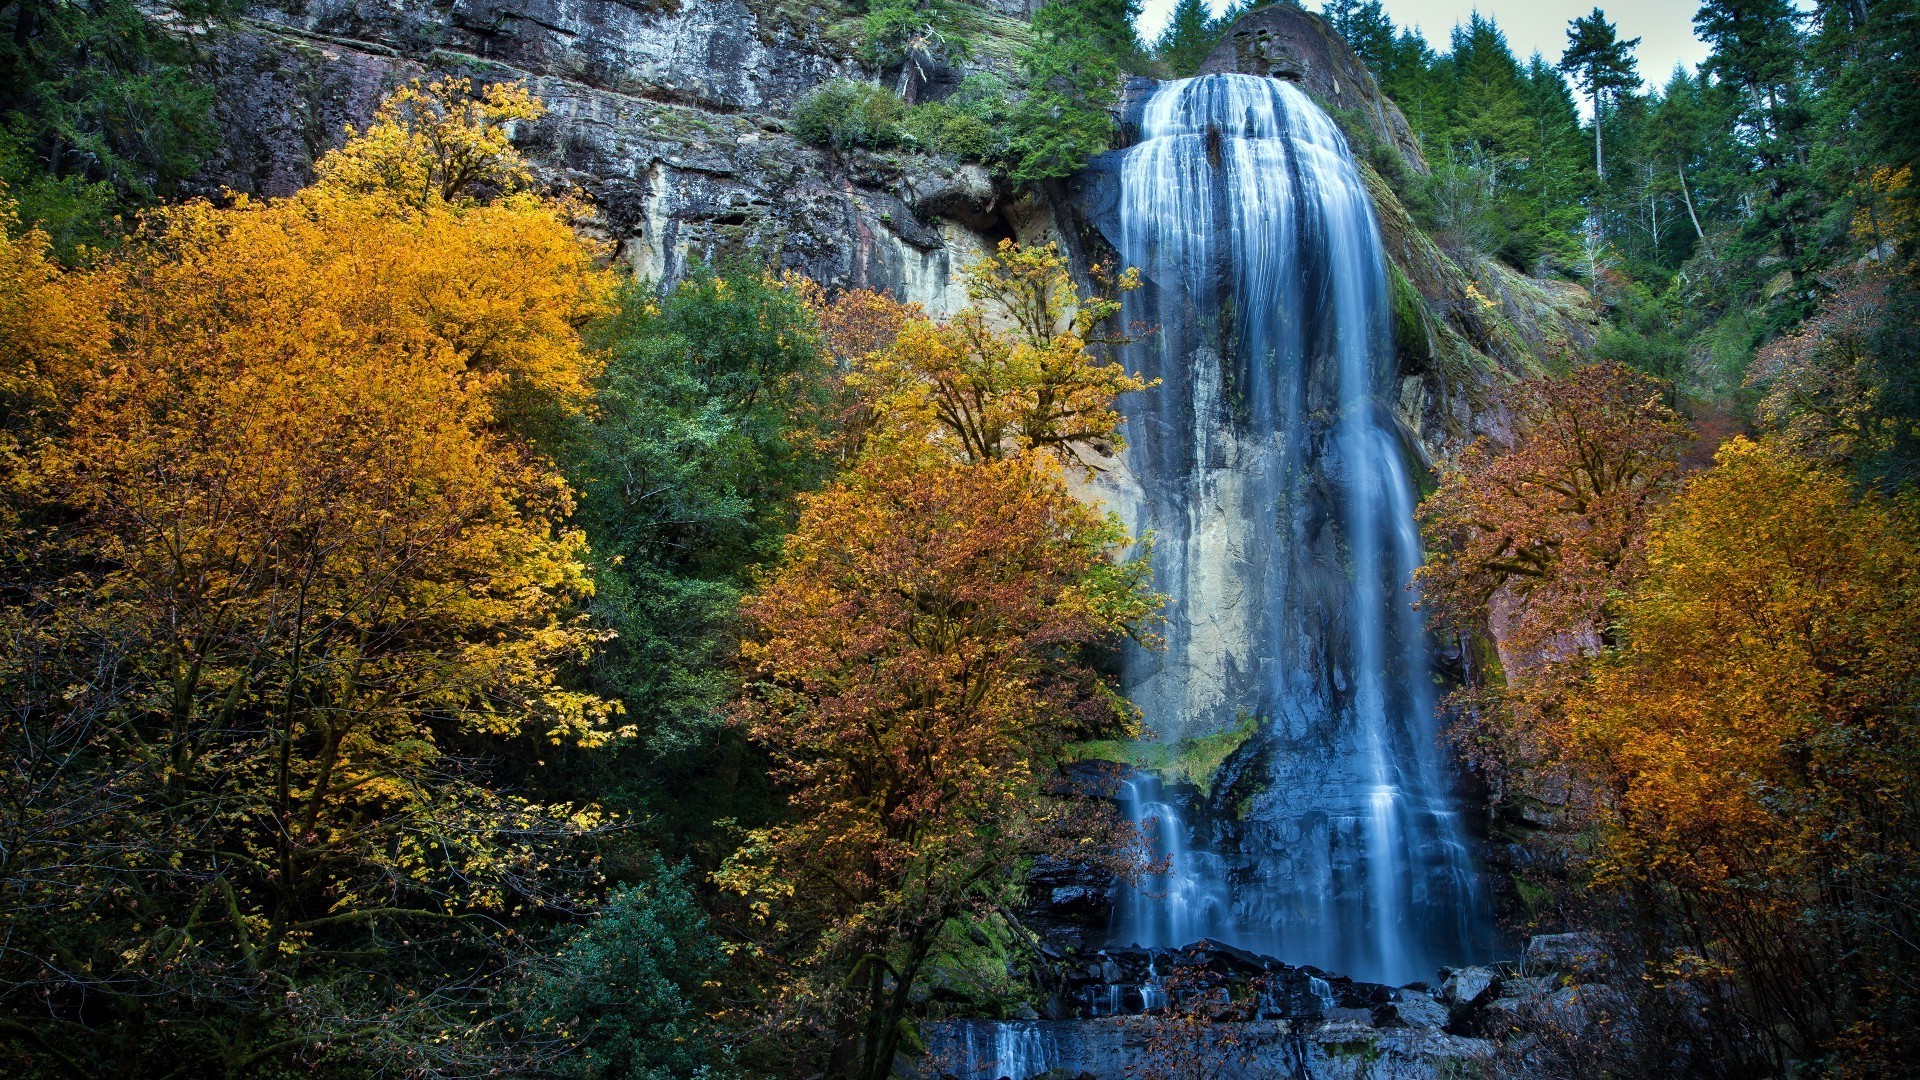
(863, 240, 1149, 466)
(1417, 362, 1688, 806)
(720, 454, 1156, 1080)
(1569, 438, 1920, 1069)
(0, 80, 624, 1075)
(719, 241, 1159, 1079)
(1419, 362, 1688, 660)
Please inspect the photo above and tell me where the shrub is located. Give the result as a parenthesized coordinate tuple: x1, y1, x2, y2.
(900, 76, 1012, 163)
(532, 858, 724, 1079)
(789, 79, 906, 151)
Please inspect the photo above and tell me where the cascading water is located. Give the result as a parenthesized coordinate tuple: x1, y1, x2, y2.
(1100, 73, 1491, 985)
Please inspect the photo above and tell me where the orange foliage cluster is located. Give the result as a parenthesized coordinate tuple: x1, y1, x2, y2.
(1423, 360, 1920, 1068)
(721, 241, 1159, 1079)
(0, 79, 623, 1062)
(1571, 438, 1920, 1062)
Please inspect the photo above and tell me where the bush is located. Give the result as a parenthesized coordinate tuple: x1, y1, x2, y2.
(789, 79, 906, 151)
(862, 0, 977, 67)
(900, 75, 1012, 162)
(532, 858, 724, 1079)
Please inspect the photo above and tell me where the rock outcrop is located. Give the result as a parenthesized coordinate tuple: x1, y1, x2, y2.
(1197, 3, 1426, 174)
(181, 0, 1041, 311)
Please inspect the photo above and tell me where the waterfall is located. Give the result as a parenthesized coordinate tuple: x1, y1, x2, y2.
(1103, 73, 1490, 984)
(932, 1020, 1057, 1079)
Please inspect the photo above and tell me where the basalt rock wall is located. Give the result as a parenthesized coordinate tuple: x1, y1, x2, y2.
(176, 0, 1049, 312)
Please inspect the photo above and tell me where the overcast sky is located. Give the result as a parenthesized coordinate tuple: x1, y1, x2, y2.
(1135, 1, 1715, 91)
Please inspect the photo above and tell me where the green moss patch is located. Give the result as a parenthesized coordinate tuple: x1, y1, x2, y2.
(1068, 714, 1259, 796)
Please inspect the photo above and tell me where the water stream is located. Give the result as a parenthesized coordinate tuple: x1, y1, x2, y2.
(1105, 73, 1490, 986)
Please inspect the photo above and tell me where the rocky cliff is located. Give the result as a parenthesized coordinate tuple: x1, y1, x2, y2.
(180, 0, 1593, 414)
(182, 0, 1049, 312)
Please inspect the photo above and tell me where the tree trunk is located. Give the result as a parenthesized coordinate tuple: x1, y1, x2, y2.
(1593, 93, 1605, 183)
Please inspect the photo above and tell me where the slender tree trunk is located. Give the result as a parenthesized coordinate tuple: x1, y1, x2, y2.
(1593, 93, 1605, 183)
(1679, 161, 1706, 245)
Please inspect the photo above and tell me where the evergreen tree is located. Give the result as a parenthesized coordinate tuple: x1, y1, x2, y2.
(1559, 7, 1642, 182)
(1322, 0, 1396, 74)
(0, 0, 229, 254)
(1009, 0, 1144, 182)
(1696, 0, 1818, 301)
(1156, 0, 1219, 77)
(1519, 52, 1593, 266)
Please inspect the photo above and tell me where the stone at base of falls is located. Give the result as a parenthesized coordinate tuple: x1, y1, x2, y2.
(912, 1018, 1493, 1080)
(1522, 933, 1609, 979)
(1371, 991, 1450, 1029)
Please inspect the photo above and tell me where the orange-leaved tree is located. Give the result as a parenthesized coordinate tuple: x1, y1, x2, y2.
(0, 78, 621, 1075)
(1416, 362, 1689, 809)
(720, 454, 1157, 1080)
(1568, 437, 1920, 1070)
(720, 241, 1159, 1079)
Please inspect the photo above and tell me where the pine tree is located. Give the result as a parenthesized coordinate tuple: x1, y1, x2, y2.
(1322, 0, 1396, 74)
(1559, 7, 1642, 182)
(1695, 0, 1817, 299)
(1156, 0, 1218, 77)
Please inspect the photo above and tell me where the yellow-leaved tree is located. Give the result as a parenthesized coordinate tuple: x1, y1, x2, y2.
(0, 78, 622, 1075)
(856, 240, 1151, 465)
(720, 242, 1159, 1079)
(1568, 437, 1920, 1070)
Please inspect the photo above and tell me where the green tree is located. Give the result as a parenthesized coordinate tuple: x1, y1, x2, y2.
(531, 858, 724, 1079)
(1559, 7, 1642, 183)
(1008, 0, 1143, 183)
(0, 0, 227, 252)
(1323, 0, 1396, 74)
(1696, 0, 1819, 301)
(1155, 0, 1219, 77)
(567, 266, 832, 760)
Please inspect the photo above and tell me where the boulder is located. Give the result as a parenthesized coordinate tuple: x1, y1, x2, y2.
(1523, 933, 1608, 979)
(1196, 2, 1427, 173)
(1437, 966, 1500, 1010)
(1372, 990, 1450, 1030)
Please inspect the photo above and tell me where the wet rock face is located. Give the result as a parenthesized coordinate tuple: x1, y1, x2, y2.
(184, 0, 1027, 305)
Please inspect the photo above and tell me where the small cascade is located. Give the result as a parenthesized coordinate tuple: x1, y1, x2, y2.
(1096, 72, 1493, 984)
(1112, 774, 1231, 947)
(934, 1020, 1057, 1080)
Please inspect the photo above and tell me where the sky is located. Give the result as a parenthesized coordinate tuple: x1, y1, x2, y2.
(1134, 1, 1716, 91)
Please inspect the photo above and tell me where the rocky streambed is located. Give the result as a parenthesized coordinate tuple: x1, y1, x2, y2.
(912, 933, 1615, 1079)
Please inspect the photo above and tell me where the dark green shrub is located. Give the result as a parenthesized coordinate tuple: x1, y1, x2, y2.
(900, 75, 1012, 162)
(789, 78, 906, 151)
(532, 858, 724, 1079)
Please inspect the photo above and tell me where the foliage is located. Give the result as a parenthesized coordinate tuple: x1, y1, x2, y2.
(717, 241, 1159, 1079)
(567, 265, 832, 758)
(858, 240, 1150, 466)
(862, 0, 977, 68)
(531, 857, 725, 1079)
(1007, 0, 1143, 183)
(0, 80, 624, 1077)
(1418, 363, 1688, 810)
(1069, 713, 1258, 797)
(899, 74, 1016, 162)
(315, 77, 543, 205)
(1558, 7, 1641, 182)
(0, 0, 225, 248)
(789, 78, 909, 152)
(1570, 438, 1920, 1070)
(1419, 363, 1689, 659)
(719, 452, 1155, 1080)
(1153, 0, 1225, 78)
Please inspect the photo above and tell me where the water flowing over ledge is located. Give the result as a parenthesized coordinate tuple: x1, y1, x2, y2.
(1102, 73, 1491, 985)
